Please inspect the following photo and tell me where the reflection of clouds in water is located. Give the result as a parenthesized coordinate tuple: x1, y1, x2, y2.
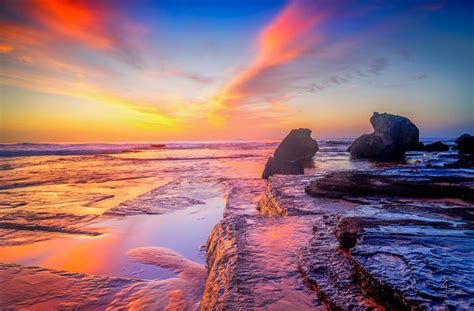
(108, 247, 206, 310)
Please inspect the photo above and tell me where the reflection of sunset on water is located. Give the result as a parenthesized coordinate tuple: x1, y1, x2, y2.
(0, 144, 272, 279)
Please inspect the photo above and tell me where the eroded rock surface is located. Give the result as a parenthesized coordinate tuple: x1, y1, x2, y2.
(0, 263, 136, 309)
(305, 170, 474, 202)
(106, 176, 219, 216)
(109, 247, 207, 310)
(0, 246, 207, 310)
(200, 177, 325, 310)
(0, 211, 101, 246)
(304, 169, 473, 309)
(202, 168, 474, 310)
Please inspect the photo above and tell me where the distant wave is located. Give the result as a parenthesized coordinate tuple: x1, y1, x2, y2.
(0, 139, 451, 157)
(118, 154, 262, 161)
(0, 143, 149, 157)
(0, 142, 277, 157)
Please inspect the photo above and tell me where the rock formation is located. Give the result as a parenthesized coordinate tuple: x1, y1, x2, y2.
(201, 169, 474, 310)
(454, 133, 474, 154)
(424, 141, 449, 152)
(348, 112, 420, 159)
(262, 128, 318, 179)
(274, 128, 319, 161)
(305, 170, 474, 202)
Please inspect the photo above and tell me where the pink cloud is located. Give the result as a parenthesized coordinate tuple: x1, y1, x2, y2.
(210, 0, 326, 124)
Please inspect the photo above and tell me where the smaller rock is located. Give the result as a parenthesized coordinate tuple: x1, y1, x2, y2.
(453, 133, 474, 154)
(335, 218, 363, 249)
(261, 157, 304, 179)
(424, 141, 449, 152)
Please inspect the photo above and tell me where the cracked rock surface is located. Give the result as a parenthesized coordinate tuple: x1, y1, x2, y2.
(201, 167, 474, 310)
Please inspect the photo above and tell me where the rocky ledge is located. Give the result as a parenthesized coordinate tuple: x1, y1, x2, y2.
(200, 168, 474, 310)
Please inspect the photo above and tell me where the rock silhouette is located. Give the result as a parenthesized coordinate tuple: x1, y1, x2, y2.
(348, 112, 420, 159)
(274, 128, 319, 161)
(262, 129, 318, 179)
(424, 141, 449, 152)
(454, 133, 474, 154)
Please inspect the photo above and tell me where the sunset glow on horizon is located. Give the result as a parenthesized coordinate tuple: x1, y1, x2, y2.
(1, 0, 472, 142)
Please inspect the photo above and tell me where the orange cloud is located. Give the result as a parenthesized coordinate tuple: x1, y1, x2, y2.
(1, 0, 145, 66)
(0, 44, 13, 53)
(259, 1, 323, 66)
(209, 0, 325, 125)
(32, 0, 115, 50)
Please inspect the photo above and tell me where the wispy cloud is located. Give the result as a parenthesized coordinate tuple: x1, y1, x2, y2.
(297, 57, 391, 93)
(0, 0, 172, 123)
(33, 0, 118, 50)
(208, 0, 326, 125)
(0, 65, 177, 128)
(206, 0, 435, 129)
(395, 47, 412, 61)
(146, 70, 214, 85)
(2, 0, 146, 67)
(367, 57, 389, 75)
(2, 0, 468, 141)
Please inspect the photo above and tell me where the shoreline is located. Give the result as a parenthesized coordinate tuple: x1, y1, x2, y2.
(0, 137, 473, 309)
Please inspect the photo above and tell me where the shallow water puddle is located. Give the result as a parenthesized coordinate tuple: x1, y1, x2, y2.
(0, 196, 225, 279)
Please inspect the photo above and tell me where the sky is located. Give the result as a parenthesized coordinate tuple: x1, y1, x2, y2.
(0, 0, 473, 142)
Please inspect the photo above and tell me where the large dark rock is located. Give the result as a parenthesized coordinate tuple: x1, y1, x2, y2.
(424, 141, 449, 152)
(262, 128, 318, 179)
(261, 157, 303, 179)
(349, 112, 420, 159)
(454, 133, 474, 154)
(274, 128, 319, 161)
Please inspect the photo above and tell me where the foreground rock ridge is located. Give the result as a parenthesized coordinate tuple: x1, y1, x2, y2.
(349, 112, 421, 159)
(262, 128, 318, 179)
(200, 168, 474, 310)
